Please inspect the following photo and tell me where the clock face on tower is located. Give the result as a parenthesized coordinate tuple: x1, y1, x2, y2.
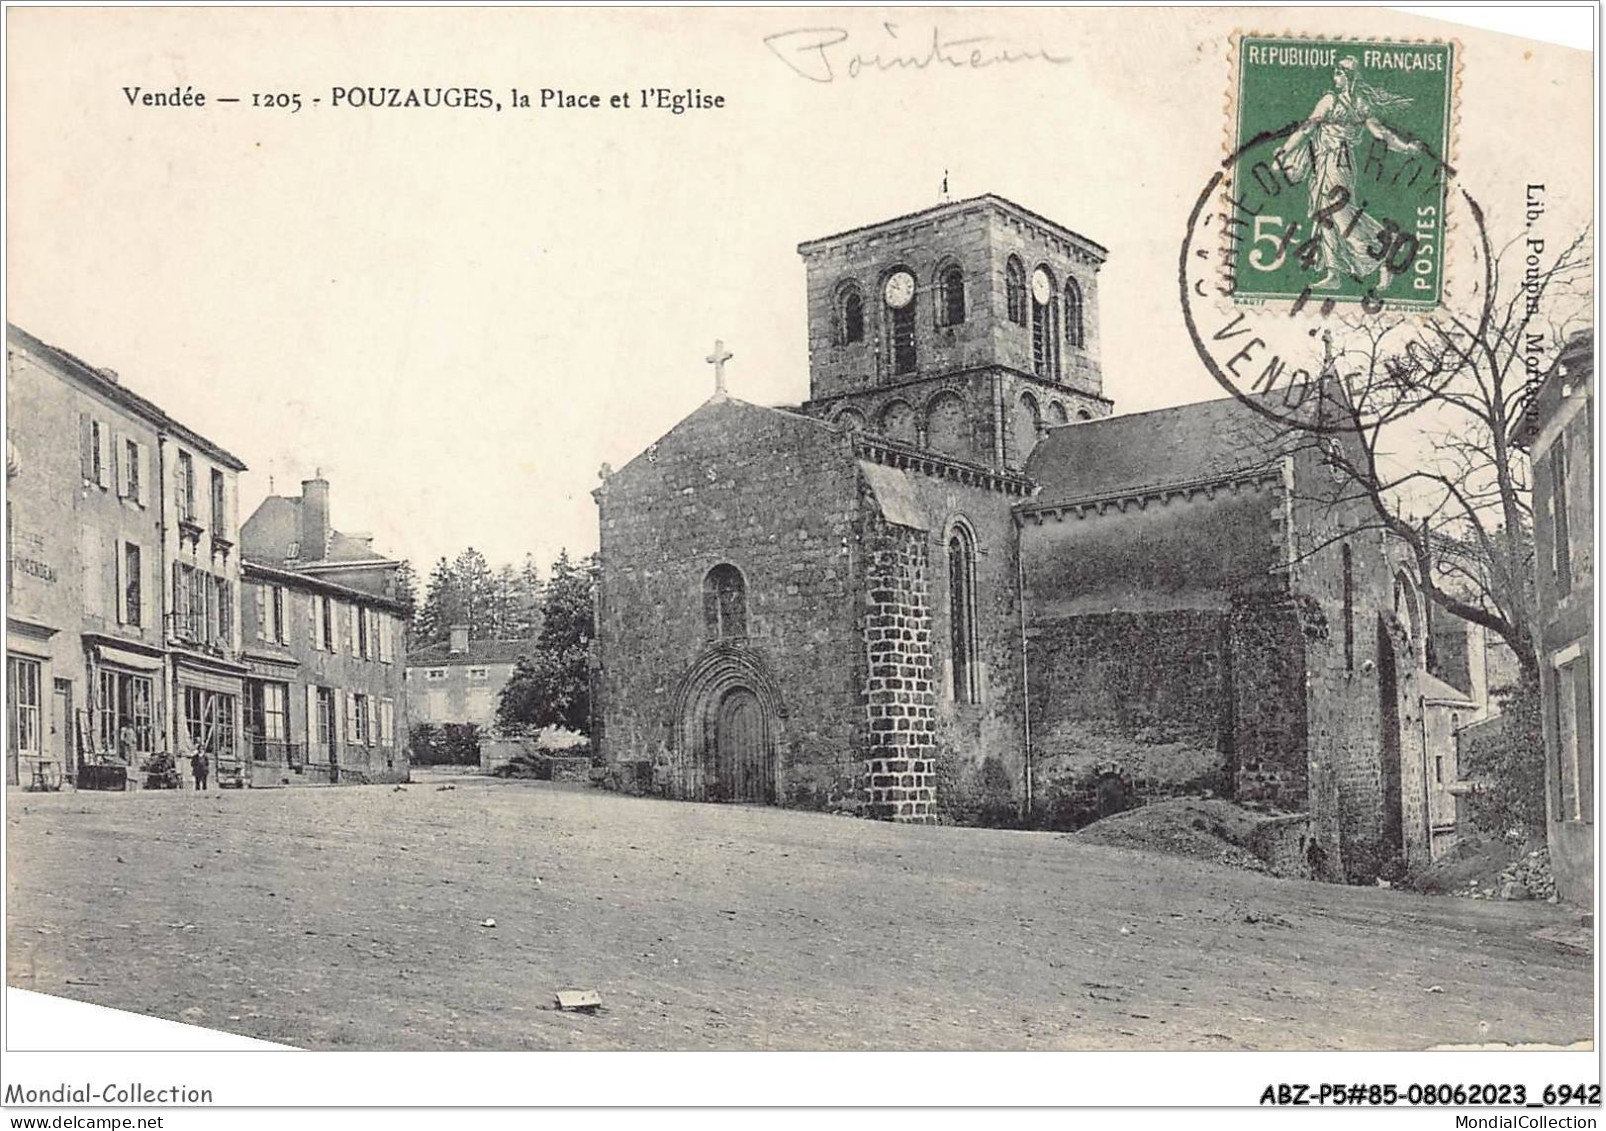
(1031, 267, 1053, 306)
(883, 270, 916, 309)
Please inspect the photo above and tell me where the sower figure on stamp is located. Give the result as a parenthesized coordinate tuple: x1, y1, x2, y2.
(1275, 55, 1421, 291)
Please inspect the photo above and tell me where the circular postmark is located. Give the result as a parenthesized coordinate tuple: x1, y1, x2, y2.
(1179, 110, 1491, 434)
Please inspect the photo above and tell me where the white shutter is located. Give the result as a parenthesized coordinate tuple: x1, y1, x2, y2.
(135, 442, 148, 505)
(138, 546, 148, 628)
(257, 584, 268, 639)
(305, 685, 318, 750)
(340, 690, 352, 747)
(114, 540, 127, 624)
(381, 700, 394, 747)
(347, 604, 358, 657)
(367, 697, 377, 747)
(312, 596, 323, 651)
(112, 430, 126, 497)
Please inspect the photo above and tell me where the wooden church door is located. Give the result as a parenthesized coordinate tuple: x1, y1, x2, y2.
(714, 687, 772, 803)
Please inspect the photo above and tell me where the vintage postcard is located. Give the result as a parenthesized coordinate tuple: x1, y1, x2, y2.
(2, 4, 1595, 1119)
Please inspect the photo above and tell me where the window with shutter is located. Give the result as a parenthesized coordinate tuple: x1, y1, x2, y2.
(95, 421, 109, 488)
(112, 429, 126, 497)
(125, 439, 142, 502)
(172, 563, 186, 637)
(79, 413, 94, 482)
(124, 543, 143, 627)
(115, 540, 127, 625)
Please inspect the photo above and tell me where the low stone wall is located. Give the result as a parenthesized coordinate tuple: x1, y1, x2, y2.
(1248, 812, 1317, 879)
(481, 736, 530, 774)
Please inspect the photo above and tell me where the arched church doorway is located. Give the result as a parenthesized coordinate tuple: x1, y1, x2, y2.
(672, 643, 783, 804)
(713, 686, 774, 803)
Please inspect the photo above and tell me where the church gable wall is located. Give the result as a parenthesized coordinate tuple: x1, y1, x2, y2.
(594, 402, 866, 810)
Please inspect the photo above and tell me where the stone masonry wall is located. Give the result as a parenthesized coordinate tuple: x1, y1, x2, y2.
(860, 509, 937, 822)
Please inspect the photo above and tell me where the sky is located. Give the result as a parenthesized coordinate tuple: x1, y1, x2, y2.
(6, 7, 1592, 579)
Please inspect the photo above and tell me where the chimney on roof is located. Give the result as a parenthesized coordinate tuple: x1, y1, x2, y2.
(300, 470, 330, 562)
(449, 624, 470, 655)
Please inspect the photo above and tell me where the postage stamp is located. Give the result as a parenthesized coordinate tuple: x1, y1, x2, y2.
(1228, 35, 1457, 309)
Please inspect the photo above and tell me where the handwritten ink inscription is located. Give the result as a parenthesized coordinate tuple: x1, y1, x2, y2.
(764, 22, 1071, 83)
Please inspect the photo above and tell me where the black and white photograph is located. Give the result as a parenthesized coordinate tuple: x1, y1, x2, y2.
(1, 3, 1597, 1122)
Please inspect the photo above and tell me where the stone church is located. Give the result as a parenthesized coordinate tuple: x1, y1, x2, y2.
(593, 194, 1465, 879)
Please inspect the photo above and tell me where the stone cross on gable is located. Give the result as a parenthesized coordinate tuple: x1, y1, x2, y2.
(706, 339, 733, 396)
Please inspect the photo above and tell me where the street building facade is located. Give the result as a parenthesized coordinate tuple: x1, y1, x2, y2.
(7, 324, 246, 787)
(240, 475, 410, 785)
(404, 625, 527, 731)
(1513, 329, 1594, 906)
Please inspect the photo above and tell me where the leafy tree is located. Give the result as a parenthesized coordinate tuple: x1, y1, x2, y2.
(1460, 676, 1548, 835)
(497, 550, 596, 734)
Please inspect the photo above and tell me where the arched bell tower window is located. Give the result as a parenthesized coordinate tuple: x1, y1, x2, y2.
(883, 268, 918, 377)
(936, 264, 966, 327)
(703, 564, 747, 641)
(1031, 265, 1061, 380)
(1064, 277, 1085, 349)
(1004, 257, 1027, 326)
(838, 285, 865, 345)
(947, 523, 980, 704)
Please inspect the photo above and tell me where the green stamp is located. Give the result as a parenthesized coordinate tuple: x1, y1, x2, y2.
(1230, 36, 1456, 308)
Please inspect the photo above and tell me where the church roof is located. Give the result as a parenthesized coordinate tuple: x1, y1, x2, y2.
(1024, 389, 1306, 506)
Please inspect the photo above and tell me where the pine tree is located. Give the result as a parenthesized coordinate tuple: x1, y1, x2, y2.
(453, 548, 495, 640)
(517, 554, 544, 640)
(414, 557, 459, 648)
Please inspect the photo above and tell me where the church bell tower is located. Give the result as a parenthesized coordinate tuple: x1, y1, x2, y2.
(797, 194, 1111, 471)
